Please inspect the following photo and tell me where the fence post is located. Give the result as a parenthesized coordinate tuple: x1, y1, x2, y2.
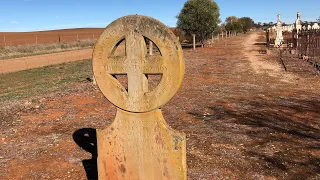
(192, 34, 196, 50)
(35, 35, 38, 44)
(296, 31, 299, 56)
(149, 40, 153, 55)
(3, 36, 6, 47)
(93, 33, 95, 39)
(266, 30, 269, 48)
(58, 35, 61, 43)
(307, 33, 309, 57)
(77, 34, 79, 41)
(211, 33, 214, 44)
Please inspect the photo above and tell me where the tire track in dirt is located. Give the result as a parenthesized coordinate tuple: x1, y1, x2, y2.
(0, 49, 93, 74)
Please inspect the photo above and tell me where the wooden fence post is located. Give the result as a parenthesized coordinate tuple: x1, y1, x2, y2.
(307, 33, 309, 57)
(193, 34, 196, 50)
(149, 40, 153, 55)
(296, 31, 299, 56)
(3, 36, 6, 47)
(211, 33, 214, 44)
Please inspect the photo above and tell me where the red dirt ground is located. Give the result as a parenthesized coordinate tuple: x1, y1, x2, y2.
(0, 49, 92, 74)
(0, 31, 319, 179)
(0, 28, 104, 47)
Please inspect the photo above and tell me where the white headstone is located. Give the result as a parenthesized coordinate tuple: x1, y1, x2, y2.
(295, 12, 302, 31)
(307, 25, 312, 30)
(282, 26, 286, 31)
(275, 13, 283, 47)
(272, 25, 277, 32)
(312, 23, 320, 29)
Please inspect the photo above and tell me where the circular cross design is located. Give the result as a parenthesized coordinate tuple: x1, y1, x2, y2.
(93, 15, 184, 112)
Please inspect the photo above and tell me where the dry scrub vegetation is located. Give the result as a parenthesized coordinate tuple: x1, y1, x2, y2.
(0, 39, 96, 60)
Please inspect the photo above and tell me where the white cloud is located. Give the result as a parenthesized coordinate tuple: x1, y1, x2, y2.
(10, 21, 19, 24)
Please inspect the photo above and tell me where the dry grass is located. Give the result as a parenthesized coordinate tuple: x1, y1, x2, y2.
(0, 39, 96, 60)
(0, 59, 93, 102)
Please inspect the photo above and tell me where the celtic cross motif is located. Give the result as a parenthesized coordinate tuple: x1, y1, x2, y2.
(107, 32, 164, 98)
(93, 15, 184, 112)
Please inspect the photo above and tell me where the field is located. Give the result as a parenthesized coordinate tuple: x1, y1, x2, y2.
(0, 28, 104, 47)
(0, 31, 319, 179)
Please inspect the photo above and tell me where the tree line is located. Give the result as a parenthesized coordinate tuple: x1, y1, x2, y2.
(222, 16, 255, 33)
(175, 0, 255, 45)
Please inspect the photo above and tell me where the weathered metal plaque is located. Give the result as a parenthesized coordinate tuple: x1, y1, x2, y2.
(93, 15, 186, 180)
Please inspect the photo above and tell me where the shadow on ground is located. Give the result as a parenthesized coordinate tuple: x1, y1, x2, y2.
(186, 97, 320, 179)
(73, 128, 98, 180)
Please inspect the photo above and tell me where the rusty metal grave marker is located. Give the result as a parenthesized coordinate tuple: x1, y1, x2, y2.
(92, 15, 186, 180)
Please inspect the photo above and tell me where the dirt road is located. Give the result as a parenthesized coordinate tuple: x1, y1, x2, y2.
(0, 49, 93, 74)
(0, 31, 319, 179)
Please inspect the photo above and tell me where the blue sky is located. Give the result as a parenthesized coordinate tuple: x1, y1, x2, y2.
(1, 0, 319, 32)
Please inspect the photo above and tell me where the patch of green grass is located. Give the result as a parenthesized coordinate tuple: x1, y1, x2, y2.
(0, 59, 93, 102)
